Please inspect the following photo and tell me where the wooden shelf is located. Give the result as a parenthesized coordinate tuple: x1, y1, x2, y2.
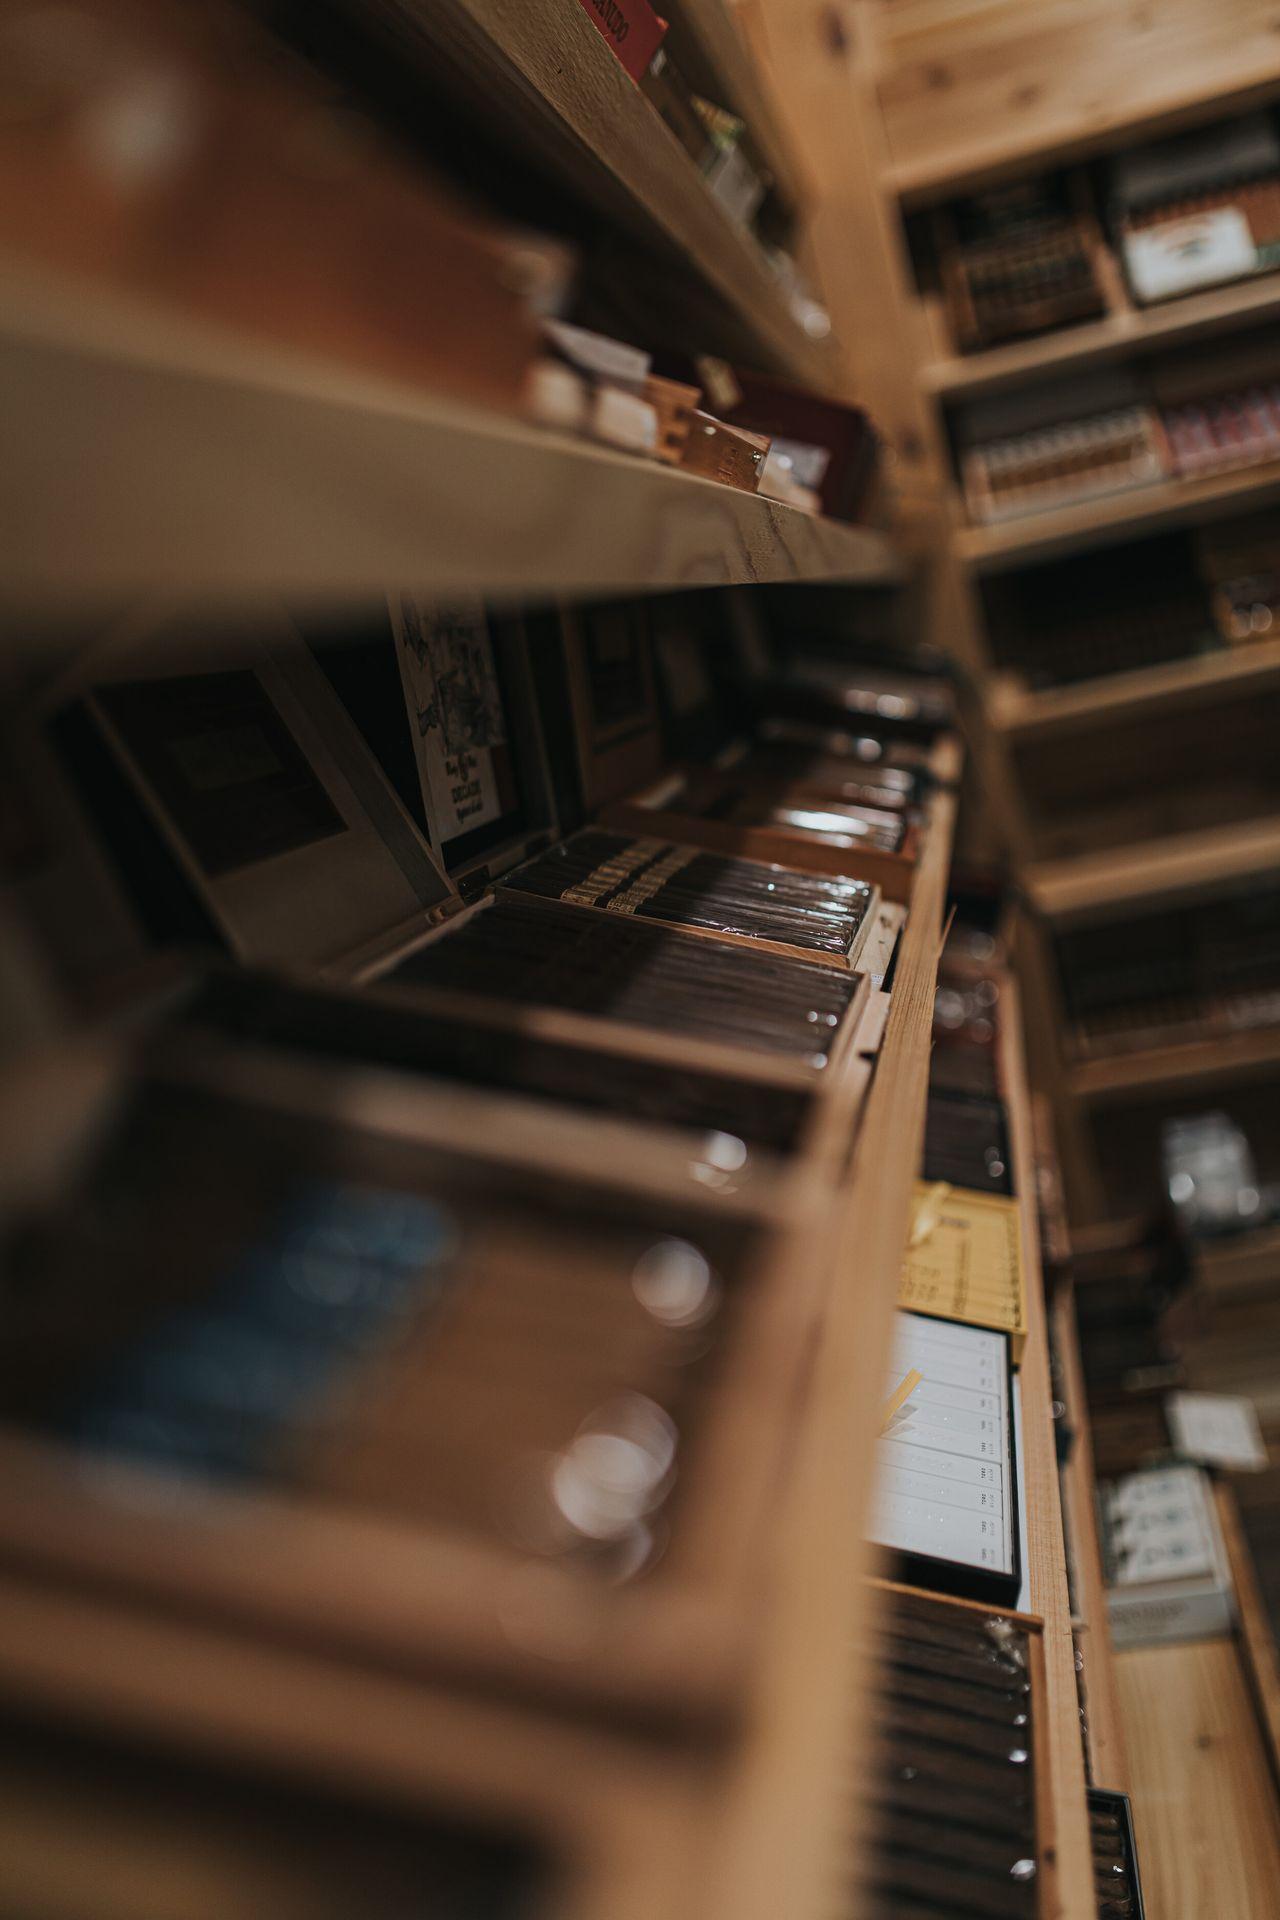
(0, 265, 897, 605)
(1068, 1026, 1280, 1105)
(925, 273, 1280, 403)
(998, 969, 1095, 1918)
(989, 642, 1280, 740)
(698, 781, 960, 1918)
(956, 461, 1280, 575)
(1049, 1276, 1129, 1790)
(884, 62, 1280, 211)
(1024, 816, 1280, 926)
(341, 0, 830, 385)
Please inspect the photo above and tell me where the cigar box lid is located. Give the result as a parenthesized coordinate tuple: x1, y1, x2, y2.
(39, 607, 456, 980)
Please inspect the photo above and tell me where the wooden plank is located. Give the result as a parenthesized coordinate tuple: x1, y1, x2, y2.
(988, 641, 1280, 741)
(0, 263, 898, 605)
(956, 460, 1280, 575)
(1116, 1637, 1280, 1920)
(332, 0, 831, 383)
(998, 969, 1095, 1920)
(1050, 1280, 1129, 1792)
(1068, 1027, 1280, 1105)
(1024, 816, 1280, 925)
(875, 0, 1280, 207)
(925, 271, 1280, 402)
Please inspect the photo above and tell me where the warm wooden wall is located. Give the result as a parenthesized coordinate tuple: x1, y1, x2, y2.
(871, 0, 1280, 195)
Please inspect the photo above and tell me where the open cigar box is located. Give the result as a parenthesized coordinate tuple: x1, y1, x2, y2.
(0, 594, 919, 1729)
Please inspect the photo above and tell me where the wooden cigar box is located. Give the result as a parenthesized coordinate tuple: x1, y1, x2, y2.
(0, 0, 543, 411)
(679, 412, 770, 492)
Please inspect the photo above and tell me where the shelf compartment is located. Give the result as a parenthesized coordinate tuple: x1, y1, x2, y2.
(1025, 816, 1280, 926)
(926, 271, 1280, 403)
(0, 265, 897, 605)
(989, 640, 1280, 740)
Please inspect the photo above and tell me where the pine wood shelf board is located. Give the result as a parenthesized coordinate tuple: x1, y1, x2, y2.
(955, 461, 1280, 575)
(1067, 1026, 1280, 1105)
(0, 1565, 710, 1920)
(998, 969, 1095, 1920)
(883, 65, 1280, 212)
(923, 271, 1280, 402)
(1215, 1482, 1280, 1799)
(988, 642, 1280, 740)
(1116, 1636, 1280, 1920)
(1023, 816, 1280, 926)
(673, 0, 811, 215)
(0, 265, 898, 605)
(698, 781, 962, 1919)
(346, 0, 830, 385)
(1049, 1279, 1129, 1792)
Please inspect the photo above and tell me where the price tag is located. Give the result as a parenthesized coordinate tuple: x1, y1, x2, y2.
(1125, 208, 1257, 302)
(1166, 1391, 1268, 1471)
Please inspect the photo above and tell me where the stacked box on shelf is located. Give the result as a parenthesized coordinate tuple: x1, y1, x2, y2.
(958, 372, 1169, 526)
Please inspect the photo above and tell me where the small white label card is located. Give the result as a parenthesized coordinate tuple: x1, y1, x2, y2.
(1166, 1391, 1268, 1472)
(1125, 207, 1257, 303)
(870, 1311, 1017, 1593)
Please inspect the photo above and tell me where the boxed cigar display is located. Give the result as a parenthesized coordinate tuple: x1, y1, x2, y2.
(899, 1183, 1028, 1361)
(0, 1704, 554, 1920)
(1158, 354, 1280, 482)
(981, 534, 1219, 691)
(1088, 1789, 1147, 1920)
(501, 828, 880, 967)
(871, 1312, 1021, 1603)
(931, 970, 1001, 1096)
(0, 1065, 811, 1720)
(1111, 114, 1280, 305)
(939, 177, 1106, 352)
(1099, 1464, 1235, 1648)
(0, 0, 548, 412)
(863, 1585, 1042, 1916)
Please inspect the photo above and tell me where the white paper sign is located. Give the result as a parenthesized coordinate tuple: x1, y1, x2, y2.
(871, 1312, 1015, 1580)
(1167, 1391, 1268, 1471)
(1125, 207, 1257, 303)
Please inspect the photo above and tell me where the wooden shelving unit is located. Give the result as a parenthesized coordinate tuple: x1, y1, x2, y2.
(879, 26, 1280, 210)
(924, 270, 1280, 403)
(988, 640, 1280, 740)
(328, 0, 831, 383)
(0, 266, 895, 604)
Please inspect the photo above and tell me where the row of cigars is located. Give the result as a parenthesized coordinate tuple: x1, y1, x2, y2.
(923, 110, 1280, 357)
